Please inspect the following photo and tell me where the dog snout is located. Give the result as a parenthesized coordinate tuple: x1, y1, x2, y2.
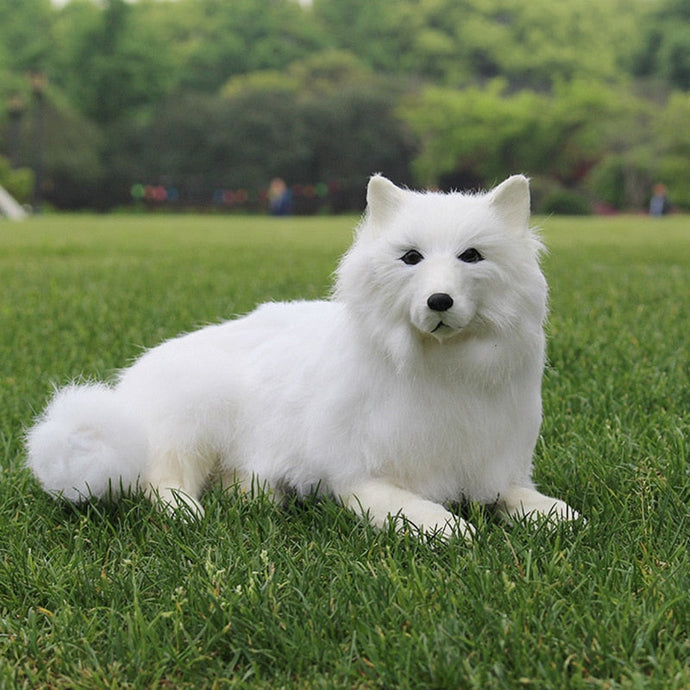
(427, 293, 454, 312)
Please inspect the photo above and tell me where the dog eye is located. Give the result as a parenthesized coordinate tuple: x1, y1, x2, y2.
(400, 249, 424, 265)
(458, 248, 483, 264)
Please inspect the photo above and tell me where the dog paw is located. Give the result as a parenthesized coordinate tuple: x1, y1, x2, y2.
(521, 502, 584, 528)
(150, 486, 205, 521)
(499, 487, 584, 528)
(432, 516, 476, 543)
(396, 508, 476, 544)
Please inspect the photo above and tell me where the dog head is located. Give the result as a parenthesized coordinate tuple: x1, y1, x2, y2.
(335, 175, 547, 368)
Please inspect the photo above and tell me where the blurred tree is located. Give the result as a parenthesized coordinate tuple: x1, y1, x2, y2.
(114, 50, 414, 210)
(166, 0, 327, 92)
(400, 80, 638, 191)
(0, 82, 105, 209)
(2, 0, 687, 210)
(113, 88, 310, 200)
(633, 0, 690, 90)
(0, 0, 54, 132)
(210, 86, 311, 190)
(41, 93, 104, 208)
(286, 49, 374, 94)
(585, 154, 654, 211)
(654, 92, 690, 207)
(399, 81, 548, 187)
(56, 0, 176, 125)
(287, 51, 414, 190)
(0, 154, 33, 203)
(301, 82, 415, 193)
(545, 81, 638, 184)
(314, 0, 640, 89)
(490, 0, 639, 88)
(0, 0, 53, 74)
(313, 0, 417, 74)
(51, 0, 101, 107)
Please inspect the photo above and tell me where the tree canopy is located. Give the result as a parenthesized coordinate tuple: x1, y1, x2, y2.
(0, 0, 688, 211)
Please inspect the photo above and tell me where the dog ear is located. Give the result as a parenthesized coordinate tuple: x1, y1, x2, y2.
(366, 174, 405, 228)
(488, 175, 530, 229)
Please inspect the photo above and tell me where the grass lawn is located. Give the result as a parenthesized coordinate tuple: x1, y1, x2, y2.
(0, 212, 688, 688)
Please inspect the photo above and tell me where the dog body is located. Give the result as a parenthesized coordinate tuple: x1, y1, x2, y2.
(27, 175, 579, 539)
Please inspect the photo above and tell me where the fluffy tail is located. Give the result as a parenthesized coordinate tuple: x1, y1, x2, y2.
(26, 383, 148, 502)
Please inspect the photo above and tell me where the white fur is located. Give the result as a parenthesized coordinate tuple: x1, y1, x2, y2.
(26, 175, 581, 539)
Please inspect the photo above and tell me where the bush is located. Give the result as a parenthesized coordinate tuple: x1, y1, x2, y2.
(539, 189, 591, 215)
(586, 156, 626, 209)
(586, 155, 654, 211)
(658, 155, 690, 210)
(0, 156, 33, 204)
(528, 176, 565, 213)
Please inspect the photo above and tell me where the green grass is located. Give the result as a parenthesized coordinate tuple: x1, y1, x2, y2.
(1, 213, 688, 688)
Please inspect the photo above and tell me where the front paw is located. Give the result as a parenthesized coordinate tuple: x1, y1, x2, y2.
(148, 486, 205, 521)
(523, 498, 582, 525)
(500, 486, 584, 527)
(391, 508, 476, 543)
(343, 480, 477, 543)
(436, 516, 476, 543)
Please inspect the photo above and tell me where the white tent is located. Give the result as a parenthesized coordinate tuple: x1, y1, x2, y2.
(0, 185, 28, 220)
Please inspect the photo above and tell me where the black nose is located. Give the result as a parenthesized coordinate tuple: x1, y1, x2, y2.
(427, 293, 454, 312)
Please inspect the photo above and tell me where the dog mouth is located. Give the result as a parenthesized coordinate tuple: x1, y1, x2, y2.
(428, 319, 472, 341)
(430, 321, 459, 337)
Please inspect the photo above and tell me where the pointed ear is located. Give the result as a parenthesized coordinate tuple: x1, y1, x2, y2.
(366, 174, 406, 227)
(488, 175, 530, 228)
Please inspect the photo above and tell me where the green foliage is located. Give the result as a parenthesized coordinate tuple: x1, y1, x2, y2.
(1, 0, 690, 210)
(401, 80, 630, 188)
(0, 0, 53, 73)
(400, 81, 538, 186)
(0, 154, 33, 203)
(402, 77, 690, 209)
(653, 91, 690, 208)
(313, 0, 640, 88)
(285, 49, 374, 94)
(0, 214, 688, 687)
(295, 67, 415, 191)
(0, 86, 105, 209)
(42, 92, 105, 207)
(633, 0, 690, 89)
(161, 0, 327, 93)
(115, 51, 413, 202)
(313, 0, 412, 75)
(586, 155, 654, 211)
(539, 189, 591, 216)
(58, 0, 176, 125)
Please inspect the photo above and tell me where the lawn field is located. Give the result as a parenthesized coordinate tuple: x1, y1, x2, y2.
(0, 213, 688, 688)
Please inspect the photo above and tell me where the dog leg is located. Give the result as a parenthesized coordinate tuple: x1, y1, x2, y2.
(144, 450, 208, 519)
(219, 467, 285, 503)
(498, 485, 581, 525)
(342, 478, 475, 542)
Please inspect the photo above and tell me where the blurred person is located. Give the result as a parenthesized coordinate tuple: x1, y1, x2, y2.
(268, 178, 292, 216)
(649, 183, 670, 217)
